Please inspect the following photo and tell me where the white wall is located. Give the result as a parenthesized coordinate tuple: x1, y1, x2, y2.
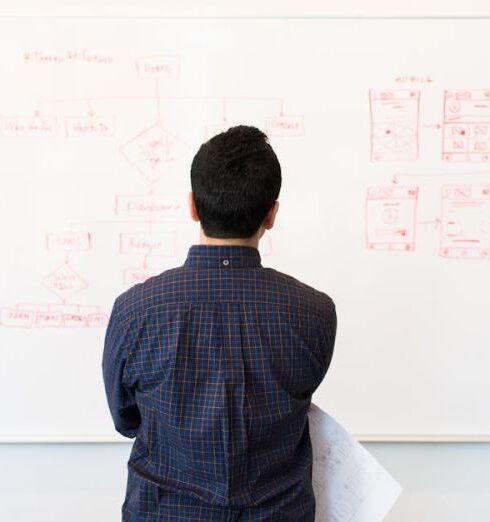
(1, 2, 489, 520)
(1, 441, 490, 521)
(2, 0, 490, 17)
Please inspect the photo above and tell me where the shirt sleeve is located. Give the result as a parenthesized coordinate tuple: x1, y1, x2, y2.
(320, 299, 337, 376)
(308, 297, 337, 396)
(102, 298, 141, 438)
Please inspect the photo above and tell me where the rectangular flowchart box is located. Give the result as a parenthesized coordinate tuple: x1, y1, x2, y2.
(0, 115, 57, 137)
(266, 115, 304, 137)
(135, 55, 180, 79)
(65, 116, 115, 137)
(119, 231, 176, 256)
(0, 308, 35, 327)
(46, 232, 91, 251)
(115, 194, 186, 218)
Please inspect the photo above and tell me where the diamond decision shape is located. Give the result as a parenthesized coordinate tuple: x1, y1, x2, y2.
(121, 124, 188, 183)
(43, 263, 88, 301)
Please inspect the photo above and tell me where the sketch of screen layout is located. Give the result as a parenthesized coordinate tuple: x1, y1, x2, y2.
(369, 90, 420, 162)
(443, 90, 490, 162)
(440, 185, 490, 259)
(365, 186, 418, 252)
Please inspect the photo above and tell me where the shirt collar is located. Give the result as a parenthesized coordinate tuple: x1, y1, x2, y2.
(183, 244, 262, 269)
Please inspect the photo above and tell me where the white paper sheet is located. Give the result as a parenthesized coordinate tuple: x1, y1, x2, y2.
(308, 403, 402, 522)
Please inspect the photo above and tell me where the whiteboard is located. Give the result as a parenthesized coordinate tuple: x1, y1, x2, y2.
(1, 17, 489, 442)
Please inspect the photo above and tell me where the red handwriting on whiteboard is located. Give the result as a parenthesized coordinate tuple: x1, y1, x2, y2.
(443, 90, 490, 162)
(119, 232, 176, 256)
(135, 55, 180, 79)
(42, 264, 88, 301)
(394, 75, 434, 84)
(120, 124, 189, 183)
(266, 115, 304, 137)
(369, 90, 420, 162)
(0, 116, 57, 137)
(45, 232, 91, 251)
(115, 194, 186, 218)
(365, 186, 419, 251)
(0, 304, 107, 328)
(440, 185, 490, 259)
(65, 117, 115, 137)
(0, 308, 35, 328)
(23, 49, 114, 64)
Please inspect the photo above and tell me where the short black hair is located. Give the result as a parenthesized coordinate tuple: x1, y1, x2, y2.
(190, 125, 281, 239)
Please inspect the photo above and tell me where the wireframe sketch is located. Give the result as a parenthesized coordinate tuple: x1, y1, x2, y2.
(443, 90, 490, 162)
(369, 90, 420, 162)
(365, 186, 419, 251)
(440, 185, 490, 258)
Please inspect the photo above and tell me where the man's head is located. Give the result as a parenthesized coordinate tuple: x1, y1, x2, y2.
(189, 125, 281, 240)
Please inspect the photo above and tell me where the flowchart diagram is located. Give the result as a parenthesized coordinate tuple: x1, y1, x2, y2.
(5, 52, 489, 333)
(0, 54, 302, 328)
(367, 89, 490, 259)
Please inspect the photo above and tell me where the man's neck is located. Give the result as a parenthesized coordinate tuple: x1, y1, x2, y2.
(198, 230, 259, 249)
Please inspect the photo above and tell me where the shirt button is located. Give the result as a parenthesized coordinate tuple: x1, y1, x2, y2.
(222, 259, 230, 266)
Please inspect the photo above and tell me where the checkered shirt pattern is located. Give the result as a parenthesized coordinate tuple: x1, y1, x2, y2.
(102, 244, 336, 515)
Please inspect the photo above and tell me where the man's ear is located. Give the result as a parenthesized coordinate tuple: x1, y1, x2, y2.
(263, 201, 279, 230)
(188, 192, 200, 222)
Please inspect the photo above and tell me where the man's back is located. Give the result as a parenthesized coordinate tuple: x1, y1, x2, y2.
(103, 244, 337, 517)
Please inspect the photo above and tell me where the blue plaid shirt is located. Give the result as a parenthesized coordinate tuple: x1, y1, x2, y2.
(102, 244, 336, 509)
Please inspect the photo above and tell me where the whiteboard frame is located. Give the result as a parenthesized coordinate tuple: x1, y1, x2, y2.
(2, 0, 490, 18)
(1, 14, 489, 443)
(1, 434, 490, 443)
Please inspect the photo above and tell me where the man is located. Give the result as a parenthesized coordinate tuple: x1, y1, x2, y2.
(102, 125, 337, 521)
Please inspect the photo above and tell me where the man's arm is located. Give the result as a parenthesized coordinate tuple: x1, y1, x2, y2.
(102, 298, 141, 438)
(308, 298, 337, 397)
(320, 299, 337, 377)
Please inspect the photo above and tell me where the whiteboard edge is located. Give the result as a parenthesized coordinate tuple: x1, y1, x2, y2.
(354, 434, 490, 442)
(1, 434, 490, 443)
